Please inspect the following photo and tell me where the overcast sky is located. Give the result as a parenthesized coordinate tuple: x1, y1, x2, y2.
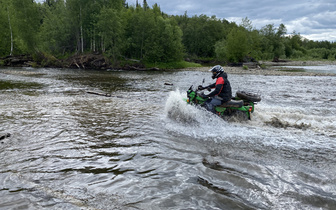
(127, 0, 336, 42)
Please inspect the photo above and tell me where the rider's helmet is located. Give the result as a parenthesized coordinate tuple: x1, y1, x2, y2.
(209, 65, 224, 79)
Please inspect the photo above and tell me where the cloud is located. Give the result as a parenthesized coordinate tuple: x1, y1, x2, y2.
(127, 0, 336, 41)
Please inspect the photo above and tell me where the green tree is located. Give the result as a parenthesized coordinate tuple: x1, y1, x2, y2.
(240, 17, 253, 32)
(0, 0, 12, 56)
(144, 15, 184, 62)
(181, 15, 227, 58)
(240, 18, 262, 60)
(0, 0, 40, 56)
(123, 4, 183, 63)
(124, 5, 152, 59)
(11, 0, 41, 54)
(216, 27, 249, 63)
(214, 39, 227, 62)
(260, 23, 287, 59)
(96, 7, 125, 63)
(39, 0, 72, 55)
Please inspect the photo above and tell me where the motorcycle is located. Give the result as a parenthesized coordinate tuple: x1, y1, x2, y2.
(184, 85, 261, 120)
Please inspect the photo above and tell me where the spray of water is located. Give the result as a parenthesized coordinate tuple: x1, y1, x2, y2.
(164, 89, 223, 125)
(164, 89, 336, 150)
(163, 90, 256, 141)
(250, 103, 336, 137)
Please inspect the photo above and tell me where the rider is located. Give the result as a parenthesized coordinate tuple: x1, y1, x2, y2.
(198, 65, 232, 113)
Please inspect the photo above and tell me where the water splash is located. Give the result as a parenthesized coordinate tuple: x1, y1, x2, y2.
(164, 89, 224, 125)
(250, 103, 336, 137)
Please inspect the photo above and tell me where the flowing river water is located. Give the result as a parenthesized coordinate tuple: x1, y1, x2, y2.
(0, 67, 336, 209)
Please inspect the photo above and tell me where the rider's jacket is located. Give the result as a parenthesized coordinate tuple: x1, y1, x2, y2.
(206, 72, 232, 102)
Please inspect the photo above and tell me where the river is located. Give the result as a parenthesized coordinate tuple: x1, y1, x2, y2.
(279, 65, 336, 74)
(1, 67, 336, 209)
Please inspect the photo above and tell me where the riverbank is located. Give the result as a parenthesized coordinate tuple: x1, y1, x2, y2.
(188, 60, 336, 76)
(1, 54, 335, 76)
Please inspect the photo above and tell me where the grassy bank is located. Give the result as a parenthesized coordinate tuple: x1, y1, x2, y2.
(145, 61, 202, 69)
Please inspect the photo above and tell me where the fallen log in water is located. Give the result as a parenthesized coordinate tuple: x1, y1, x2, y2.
(86, 91, 111, 97)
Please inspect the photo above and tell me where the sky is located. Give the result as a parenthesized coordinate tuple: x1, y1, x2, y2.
(127, 0, 336, 42)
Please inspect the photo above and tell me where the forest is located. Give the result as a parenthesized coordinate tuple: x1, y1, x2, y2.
(1, 0, 336, 69)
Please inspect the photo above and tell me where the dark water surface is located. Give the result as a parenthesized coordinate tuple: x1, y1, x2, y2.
(1, 67, 336, 209)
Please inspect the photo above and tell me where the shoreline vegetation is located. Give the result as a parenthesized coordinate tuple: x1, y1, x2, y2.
(0, 53, 202, 71)
(199, 60, 336, 76)
(2, 1, 336, 78)
(1, 54, 335, 77)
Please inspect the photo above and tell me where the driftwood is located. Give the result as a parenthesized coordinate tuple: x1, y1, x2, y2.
(2, 55, 32, 66)
(73, 59, 80, 69)
(123, 64, 160, 71)
(164, 82, 173, 86)
(272, 57, 288, 62)
(86, 91, 111, 97)
(0, 53, 163, 71)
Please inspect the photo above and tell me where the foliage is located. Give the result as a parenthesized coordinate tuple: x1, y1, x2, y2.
(173, 14, 233, 58)
(124, 4, 184, 63)
(226, 27, 249, 62)
(96, 6, 125, 63)
(12, 0, 41, 53)
(39, 0, 72, 55)
(0, 0, 336, 66)
(0, 0, 41, 55)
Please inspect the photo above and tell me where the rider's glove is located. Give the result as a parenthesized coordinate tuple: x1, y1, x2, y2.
(198, 85, 205, 90)
(198, 92, 208, 98)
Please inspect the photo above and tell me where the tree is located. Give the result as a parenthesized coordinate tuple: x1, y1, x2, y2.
(181, 15, 226, 58)
(39, 0, 72, 55)
(239, 18, 262, 60)
(124, 4, 183, 63)
(144, 16, 184, 62)
(260, 23, 287, 59)
(215, 27, 249, 63)
(214, 39, 227, 62)
(124, 5, 152, 59)
(0, 0, 12, 56)
(11, 0, 41, 54)
(0, 0, 41, 56)
(240, 17, 253, 31)
(96, 7, 125, 63)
